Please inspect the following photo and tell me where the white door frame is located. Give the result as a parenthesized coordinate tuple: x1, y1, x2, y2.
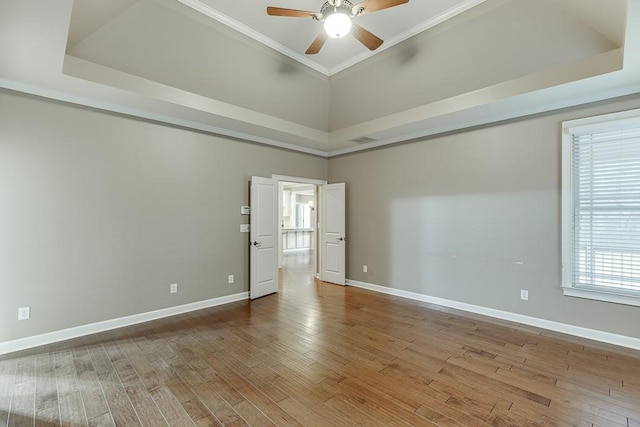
(272, 175, 327, 274)
(271, 175, 327, 186)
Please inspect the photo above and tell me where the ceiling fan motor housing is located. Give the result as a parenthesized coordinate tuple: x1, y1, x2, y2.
(320, 0, 355, 19)
(321, 0, 355, 38)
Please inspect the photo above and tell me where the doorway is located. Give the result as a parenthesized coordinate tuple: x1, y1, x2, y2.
(278, 181, 318, 280)
(249, 175, 344, 299)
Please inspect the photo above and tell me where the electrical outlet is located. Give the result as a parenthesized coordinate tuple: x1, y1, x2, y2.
(170, 283, 178, 294)
(228, 275, 235, 284)
(363, 265, 368, 273)
(520, 289, 529, 301)
(18, 306, 30, 320)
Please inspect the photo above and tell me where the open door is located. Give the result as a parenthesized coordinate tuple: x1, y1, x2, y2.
(250, 176, 278, 299)
(320, 183, 346, 285)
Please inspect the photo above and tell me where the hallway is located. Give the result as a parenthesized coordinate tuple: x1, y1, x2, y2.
(280, 249, 315, 284)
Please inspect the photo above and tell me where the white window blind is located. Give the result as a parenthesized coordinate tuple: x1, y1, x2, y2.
(563, 111, 640, 305)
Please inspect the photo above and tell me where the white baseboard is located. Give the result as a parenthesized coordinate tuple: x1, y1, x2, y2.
(0, 292, 249, 355)
(5, 282, 639, 355)
(346, 279, 640, 351)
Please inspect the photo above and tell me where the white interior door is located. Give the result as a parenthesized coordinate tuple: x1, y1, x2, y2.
(321, 183, 346, 285)
(250, 176, 278, 299)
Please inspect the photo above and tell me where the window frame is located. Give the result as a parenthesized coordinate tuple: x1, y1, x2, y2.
(562, 108, 640, 307)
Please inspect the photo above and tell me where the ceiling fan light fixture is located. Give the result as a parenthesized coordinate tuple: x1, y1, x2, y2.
(323, 11, 352, 38)
(267, 0, 404, 54)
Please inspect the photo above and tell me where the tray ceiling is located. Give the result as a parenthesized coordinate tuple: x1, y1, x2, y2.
(176, 0, 486, 75)
(2, 0, 637, 157)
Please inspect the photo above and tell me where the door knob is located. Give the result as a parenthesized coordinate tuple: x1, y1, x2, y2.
(253, 241, 262, 247)
(338, 237, 345, 242)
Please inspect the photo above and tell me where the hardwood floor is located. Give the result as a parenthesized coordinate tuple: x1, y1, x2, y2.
(2, 251, 640, 426)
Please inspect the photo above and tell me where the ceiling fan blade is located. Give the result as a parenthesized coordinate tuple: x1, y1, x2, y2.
(351, 24, 383, 51)
(351, 0, 409, 16)
(267, 7, 321, 19)
(305, 31, 328, 55)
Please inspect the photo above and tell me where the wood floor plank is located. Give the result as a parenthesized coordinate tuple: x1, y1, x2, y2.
(269, 376, 350, 426)
(88, 412, 116, 427)
(437, 363, 552, 407)
(191, 382, 242, 426)
(232, 399, 275, 426)
(8, 379, 36, 427)
(124, 384, 169, 426)
(86, 346, 143, 427)
(148, 385, 195, 427)
(277, 395, 351, 427)
(118, 339, 164, 391)
(336, 377, 440, 426)
(58, 391, 87, 427)
(0, 358, 17, 426)
(35, 352, 59, 426)
(8, 355, 36, 427)
(205, 356, 303, 426)
(165, 376, 220, 425)
(73, 347, 111, 422)
(103, 342, 170, 426)
(323, 390, 388, 426)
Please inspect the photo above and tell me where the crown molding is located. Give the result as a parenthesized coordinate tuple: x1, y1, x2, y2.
(177, 0, 332, 75)
(178, 0, 487, 77)
(327, 0, 487, 75)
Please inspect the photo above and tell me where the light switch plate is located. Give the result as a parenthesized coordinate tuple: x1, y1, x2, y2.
(18, 306, 30, 320)
(240, 224, 250, 233)
(240, 206, 251, 215)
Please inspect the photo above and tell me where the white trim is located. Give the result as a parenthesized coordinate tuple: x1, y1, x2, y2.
(561, 108, 640, 307)
(562, 286, 640, 307)
(0, 77, 329, 159)
(346, 279, 640, 351)
(271, 174, 327, 185)
(178, 0, 486, 76)
(561, 122, 573, 292)
(563, 107, 640, 135)
(0, 292, 248, 356)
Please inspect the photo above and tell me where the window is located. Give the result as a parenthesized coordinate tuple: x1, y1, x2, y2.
(562, 108, 640, 306)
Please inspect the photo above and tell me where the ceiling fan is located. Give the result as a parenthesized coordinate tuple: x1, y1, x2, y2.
(266, 0, 409, 55)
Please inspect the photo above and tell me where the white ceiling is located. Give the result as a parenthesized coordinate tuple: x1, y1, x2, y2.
(65, 0, 627, 76)
(2, 0, 639, 157)
(67, 0, 139, 49)
(176, 0, 486, 75)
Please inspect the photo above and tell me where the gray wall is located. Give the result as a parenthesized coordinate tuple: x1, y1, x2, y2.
(4, 84, 640, 345)
(0, 89, 327, 343)
(329, 94, 640, 339)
